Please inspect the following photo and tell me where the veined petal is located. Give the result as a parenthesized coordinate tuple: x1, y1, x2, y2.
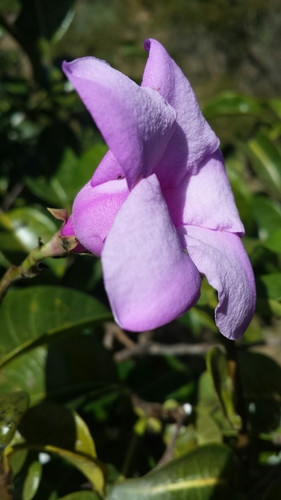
(180, 226, 256, 340)
(102, 175, 201, 331)
(142, 39, 219, 188)
(63, 58, 176, 189)
(164, 150, 245, 235)
(71, 179, 129, 256)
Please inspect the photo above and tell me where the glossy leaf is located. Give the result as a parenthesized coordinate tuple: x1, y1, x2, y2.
(0, 286, 111, 368)
(0, 391, 29, 449)
(107, 444, 236, 500)
(23, 460, 42, 500)
(0, 348, 46, 405)
(206, 348, 242, 431)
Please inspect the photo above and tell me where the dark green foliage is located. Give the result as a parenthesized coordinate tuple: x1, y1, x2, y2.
(1, 1, 281, 499)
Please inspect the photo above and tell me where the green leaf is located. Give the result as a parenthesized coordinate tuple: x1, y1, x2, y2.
(73, 412, 97, 458)
(238, 351, 281, 432)
(256, 298, 281, 317)
(0, 286, 111, 368)
(0, 391, 29, 449)
(18, 402, 90, 453)
(8, 447, 28, 476)
(43, 445, 105, 497)
(0, 348, 46, 404)
(59, 492, 100, 500)
(206, 348, 242, 431)
(23, 460, 42, 500)
(25, 144, 108, 208)
(107, 444, 236, 500)
(9, 403, 105, 495)
(256, 273, 281, 300)
(0, 207, 66, 276)
(246, 132, 281, 199)
(263, 229, 281, 253)
(196, 410, 222, 445)
(251, 196, 281, 239)
(263, 480, 281, 500)
(204, 92, 262, 119)
(15, 0, 75, 42)
(0, 208, 57, 252)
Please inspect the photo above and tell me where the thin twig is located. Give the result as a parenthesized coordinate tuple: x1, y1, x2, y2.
(103, 322, 135, 349)
(157, 414, 185, 467)
(1, 182, 24, 211)
(114, 341, 221, 362)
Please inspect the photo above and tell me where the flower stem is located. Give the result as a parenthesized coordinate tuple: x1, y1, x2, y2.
(0, 233, 77, 303)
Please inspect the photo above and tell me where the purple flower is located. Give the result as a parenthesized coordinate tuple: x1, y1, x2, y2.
(62, 39, 256, 339)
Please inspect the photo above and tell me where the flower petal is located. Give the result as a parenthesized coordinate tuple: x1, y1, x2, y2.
(62, 58, 176, 189)
(180, 226, 256, 340)
(142, 39, 219, 187)
(91, 150, 125, 187)
(102, 174, 201, 331)
(71, 179, 129, 256)
(164, 150, 245, 235)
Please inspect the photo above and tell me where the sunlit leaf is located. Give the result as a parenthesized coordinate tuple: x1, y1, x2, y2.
(107, 444, 237, 500)
(0, 286, 111, 368)
(0, 391, 29, 449)
(73, 413, 97, 458)
(23, 460, 42, 500)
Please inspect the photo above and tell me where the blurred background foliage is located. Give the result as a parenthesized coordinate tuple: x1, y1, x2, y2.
(0, 0, 281, 499)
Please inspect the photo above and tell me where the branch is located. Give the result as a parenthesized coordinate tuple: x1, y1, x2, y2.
(0, 233, 77, 303)
(157, 414, 185, 466)
(0, 461, 12, 500)
(114, 341, 221, 362)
